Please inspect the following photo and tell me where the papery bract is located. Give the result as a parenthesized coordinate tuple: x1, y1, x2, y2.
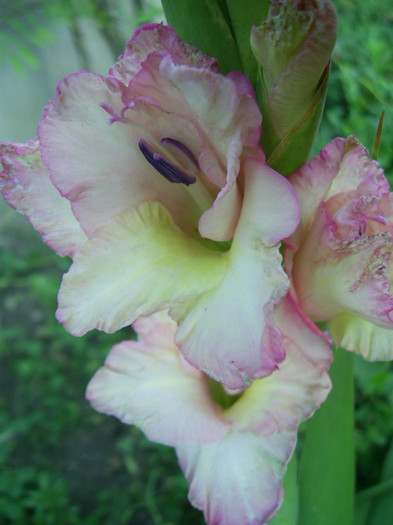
(286, 136, 393, 360)
(87, 305, 331, 525)
(0, 23, 301, 389)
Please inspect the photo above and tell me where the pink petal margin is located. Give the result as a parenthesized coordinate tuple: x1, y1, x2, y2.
(109, 23, 219, 85)
(87, 302, 332, 525)
(177, 429, 297, 525)
(0, 139, 86, 257)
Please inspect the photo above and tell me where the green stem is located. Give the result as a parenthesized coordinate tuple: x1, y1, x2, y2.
(356, 479, 393, 503)
(161, 0, 242, 74)
(270, 452, 299, 525)
(225, 0, 270, 88)
(298, 348, 355, 525)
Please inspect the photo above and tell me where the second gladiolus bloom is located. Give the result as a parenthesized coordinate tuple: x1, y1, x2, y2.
(285, 136, 393, 361)
(87, 300, 331, 524)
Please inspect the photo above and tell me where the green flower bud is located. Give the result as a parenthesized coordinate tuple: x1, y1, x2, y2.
(251, 0, 337, 174)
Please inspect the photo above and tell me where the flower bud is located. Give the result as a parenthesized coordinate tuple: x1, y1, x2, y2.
(251, 0, 337, 174)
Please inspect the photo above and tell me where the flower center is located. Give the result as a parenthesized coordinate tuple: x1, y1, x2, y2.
(139, 136, 214, 215)
(207, 376, 242, 409)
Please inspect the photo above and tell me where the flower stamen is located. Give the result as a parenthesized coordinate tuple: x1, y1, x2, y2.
(139, 139, 197, 186)
(139, 137, 214, 216)
(160, 137, 200, 171)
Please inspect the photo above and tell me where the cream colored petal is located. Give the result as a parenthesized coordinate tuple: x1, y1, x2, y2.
(86, 334, 229, 446)
(171, 158, 300, 389)
(177, 429, 297, 525)
(328, 312, 393, 361)
(224, 295, 332, 434)
(57, 202, 227, 335)
(0, 139, 86, 257)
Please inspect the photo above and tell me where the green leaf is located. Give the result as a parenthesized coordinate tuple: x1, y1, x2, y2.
(270, 452, 299, 525)
(356, 480, 393, 525)
(298, 348, 355, 525)
(225, 0, 270, 86)
(161, 0, 242, 74)
(363, 437, 393, 525)
(355, 497, 374, 525)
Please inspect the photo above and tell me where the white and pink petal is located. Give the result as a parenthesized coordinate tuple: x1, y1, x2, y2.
(159, 56, 261, 180)
(57, 202, 228, 336)
(124, 47, 262, 216)
(224, 295, 332, 434)
(328, 312, 393, 361)
(38, 72, 203, 238)
(176, 429, 297, 525)
(172, 160, 300, 388)
(324, 137, 388, 202)
(86, 332, 229, 446)
(291, 203, 393, 325)
(109, 23, 218, 86)
(287, 137, 390, 252)
(0, 139, 86, 257)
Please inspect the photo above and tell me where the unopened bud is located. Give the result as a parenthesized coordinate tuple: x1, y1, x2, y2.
(251, 0, 337, 174)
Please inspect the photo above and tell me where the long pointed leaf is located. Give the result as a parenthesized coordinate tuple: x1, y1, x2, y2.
(298, 348, 355, 525)
(161, 0, 242, 74)
(365, 438, 393, 525)
(225, 0, 270, 85)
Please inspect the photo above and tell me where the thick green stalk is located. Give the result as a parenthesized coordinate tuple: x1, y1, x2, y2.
(270, 452, 299, 525)
(298, 348, 355, 525)
(225, 0, 270, 87)
(161, 0, 242, 74)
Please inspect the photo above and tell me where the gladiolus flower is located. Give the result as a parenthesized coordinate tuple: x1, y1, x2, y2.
(86, 304, 331, 525)
(0, 23, 300, 388)
(285, 136, 393, 360)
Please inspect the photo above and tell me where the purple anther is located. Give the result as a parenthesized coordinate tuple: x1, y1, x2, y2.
(139, 139, 197, 186)
(160, 137, 200, 170)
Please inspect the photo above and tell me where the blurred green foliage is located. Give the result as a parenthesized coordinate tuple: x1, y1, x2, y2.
(315, 0, 393, 178)
(0, 0, 164, 73)
(0, 0, 393, 523)
(0, 235, 203, 524)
